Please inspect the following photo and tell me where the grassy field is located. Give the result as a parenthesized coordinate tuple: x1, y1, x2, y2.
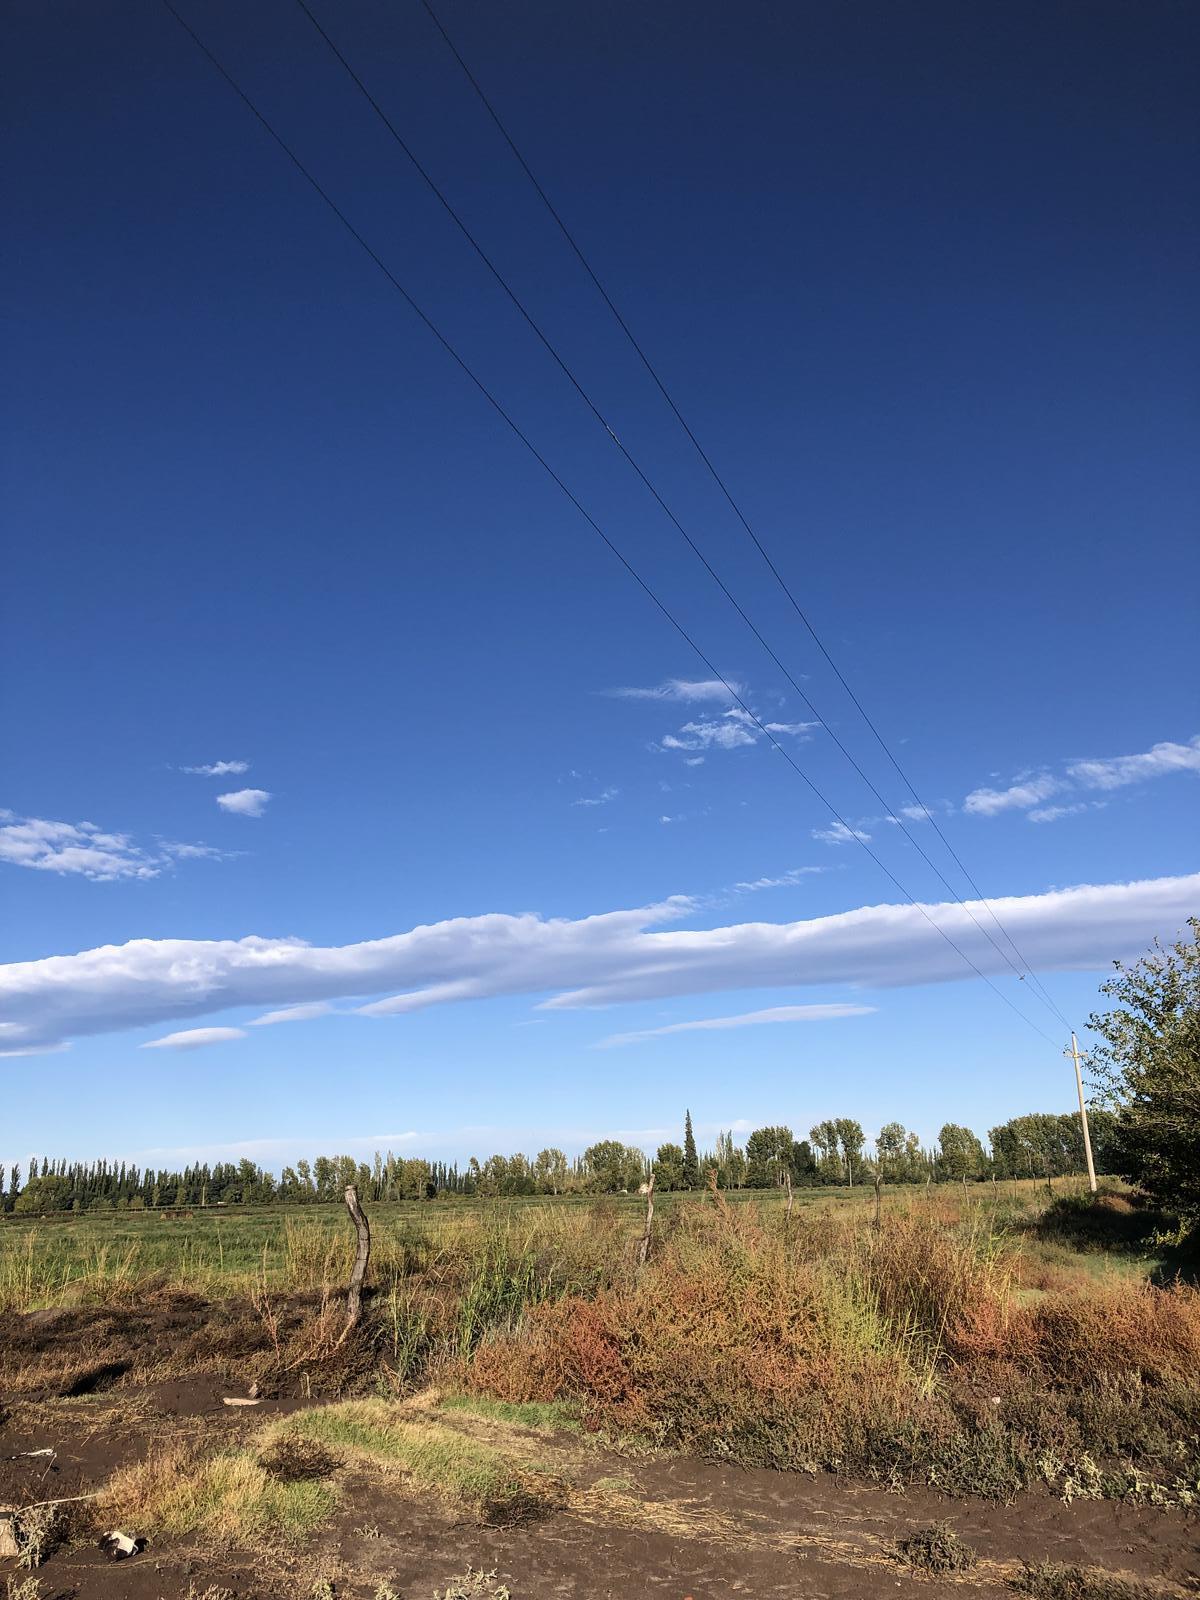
(0, 1177, 1182, 1315)
(2, 1179, 1197, 1596)
(0, 1182, 883, 1311)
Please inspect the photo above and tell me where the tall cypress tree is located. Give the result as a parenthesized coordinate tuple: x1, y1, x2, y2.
(682, 1110, 700, 1188)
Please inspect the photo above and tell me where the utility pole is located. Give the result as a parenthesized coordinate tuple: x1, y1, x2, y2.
(1066, 1032, 1098, 1194)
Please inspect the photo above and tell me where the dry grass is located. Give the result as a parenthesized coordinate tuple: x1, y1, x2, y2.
(101, 1439, 336, 1544)
(1010, 1562, 1165, 1599)
(265, 1401, 562, 1524)
(6, 1185, 1198, 1509)
(462, 1202, 1200, 1498)
(894, 1521, 978, 1573)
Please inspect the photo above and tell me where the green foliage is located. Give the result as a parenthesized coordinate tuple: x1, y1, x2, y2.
(1088, 918, 1200, 1221)
(682, 1110, 700, 1188)
(653, 1143, 685, 1190)
(938, 1123, 987, 1181)
(582, 1141, 645, 1194)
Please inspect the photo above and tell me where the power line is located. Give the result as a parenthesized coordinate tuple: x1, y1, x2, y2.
(283, 0, 1068, 1030)
(156, 0, 1061, 1050)
(417, 0, 1072, 1033)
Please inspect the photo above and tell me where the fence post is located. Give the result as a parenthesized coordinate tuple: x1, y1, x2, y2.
(343, 1184, 371, 1330)
(637, 1170, 655, 1268)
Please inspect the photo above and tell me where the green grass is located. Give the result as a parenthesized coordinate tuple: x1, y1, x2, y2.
(1, 1180, 1091, 1313)
(104, 1444, 335, 1543)
(266, 1401, 559, 1523)
(0, 1186, 893, 1312)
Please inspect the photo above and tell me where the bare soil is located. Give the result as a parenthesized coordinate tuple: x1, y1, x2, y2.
(1, 1302, 1197, 1600)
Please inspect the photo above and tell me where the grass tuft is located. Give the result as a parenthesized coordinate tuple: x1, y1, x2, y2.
(894, 1521, 978, 1573)
(435, 1569, 512, 1600)
(1010, 1563, 1165, 1599)
(267, 1401, 560, 1524)
(102, 1440, 335, 1544)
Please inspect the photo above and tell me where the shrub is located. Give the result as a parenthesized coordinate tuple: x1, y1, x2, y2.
(894, 1522, 977, 1573)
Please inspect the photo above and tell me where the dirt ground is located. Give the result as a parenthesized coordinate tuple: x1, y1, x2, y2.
(3, 1367, 1198, 1600)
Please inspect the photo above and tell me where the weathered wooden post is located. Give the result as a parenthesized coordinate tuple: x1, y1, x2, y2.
(784, 1169, 794, 1223)
(873, 1171, 883, 1231)
(343, 1184, 371, 1330)
(637, 1169, 655, 1268)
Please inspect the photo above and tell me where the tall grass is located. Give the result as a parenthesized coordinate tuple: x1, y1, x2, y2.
(462, 1200, 1200, 1498)
(6, 1185, 1197, 1503)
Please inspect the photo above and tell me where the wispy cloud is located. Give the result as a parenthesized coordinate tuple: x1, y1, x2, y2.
(249, 1002, 334, 1027)
(573, 787, 619, 808)
(1028, 803, 1091, 824)
(183, 759, 250, 777)
(3, 874, 1195, 1052)
(732, 867, 827, 892)
(216, 788, 271, 818)
(597, 1003, 875, 1048)
(160, 840, 231, 861)
(141, 1026, 247, 1051)
(0, 813, 224, 881)
(661, 707, 818, 755)
(812, 820, 872, 845)
(964, 736, 1199, 821)
(608, 678, 742, 703)
(963, 774, 1065, 817)
(1067, 736, 1200, 791)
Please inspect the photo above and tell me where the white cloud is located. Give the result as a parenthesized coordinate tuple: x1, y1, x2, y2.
(661, 708, 818, 755)
(963, 735, 1199, 822)
(0, 816, 162, 881)
(812, 821, 872, 845)
(1067, 736, 1200, 791)
(216, 788, 271, 818)
(609, 678, 742, 703)
(573, 787, 619, 807)
(183, 760, 250, 776)
(3, 874, 1196, 1052)
(733, 867, 826, 892)
(249, 1002, 334, 1026)
(597, 1003, 875, 1048)
(1028, 803, 1090, 824)
(0, 813, 235, 880)
(963, 774, 1064, 817)
(141, 1026, 247, 1051)
(160, 841, 229, 861)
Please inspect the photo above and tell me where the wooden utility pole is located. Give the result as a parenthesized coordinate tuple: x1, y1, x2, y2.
(1066, 1032, 1098, 1193)
(343, 1184, 371, 1329)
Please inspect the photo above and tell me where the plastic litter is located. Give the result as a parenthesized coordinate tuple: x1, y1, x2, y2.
(99, 1529, 147, 1560)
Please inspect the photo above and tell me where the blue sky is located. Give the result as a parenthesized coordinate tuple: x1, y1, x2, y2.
(3, 0, 1197, 1170)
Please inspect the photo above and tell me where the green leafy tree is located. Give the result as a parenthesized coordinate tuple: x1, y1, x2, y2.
(682, 1111, 700, 1188)
(745, 1125, 794, 1187)
(653, 1142, 685, 1190)
(875, 1121, 907, 1181)
(834, 1118, 865, 1186)
(533, 1148, 568, 1194)
(938, 1122, 986, 1181)
(1088, 918, 1200, 1220)
(584, 1140, 645, 1193)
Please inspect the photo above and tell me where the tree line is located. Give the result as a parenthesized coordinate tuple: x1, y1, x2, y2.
(0, 1104, 1117, 1216)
